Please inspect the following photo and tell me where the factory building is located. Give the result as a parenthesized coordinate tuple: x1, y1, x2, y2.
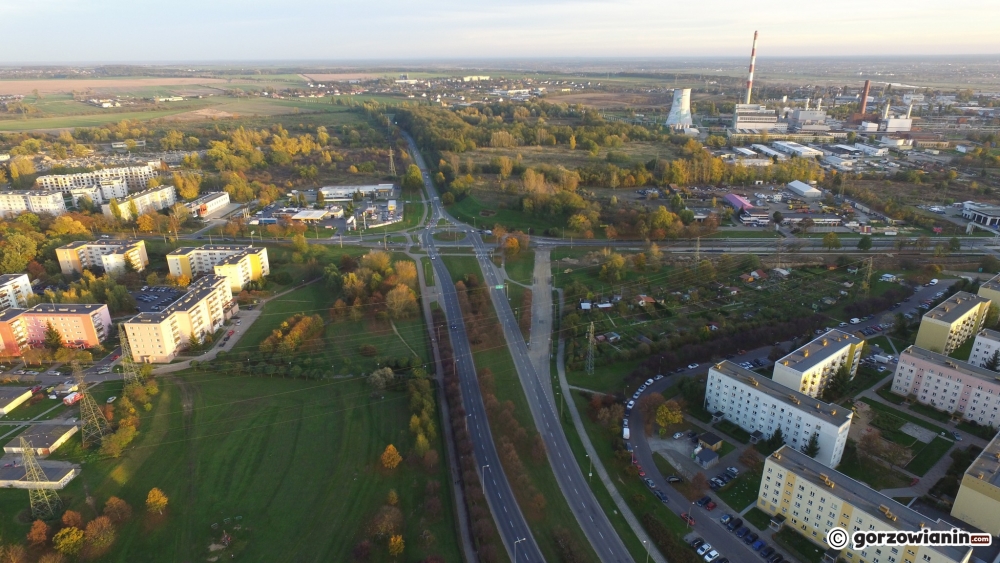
(731, 104, 787, 132)
(914, 292, 991, 354)
(772, 329, 863, 398)
(772, 141, 823, 158)
(55, 239, 149, 275)
(665, 89, 693, 129)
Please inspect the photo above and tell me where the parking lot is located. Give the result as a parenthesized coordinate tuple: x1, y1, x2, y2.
(132, 286, 185, 313)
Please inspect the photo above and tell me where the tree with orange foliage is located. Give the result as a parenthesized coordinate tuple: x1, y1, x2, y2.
(388, 535, 404, 558)
(27, 520, 49, 547)
(61, 510, 83, 529)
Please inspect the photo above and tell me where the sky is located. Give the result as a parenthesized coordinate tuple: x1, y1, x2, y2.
(1, 0, 998, 63)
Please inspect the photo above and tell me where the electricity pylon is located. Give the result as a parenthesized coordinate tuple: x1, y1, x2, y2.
(118, 324, 145, 389)
(21, 438, 61, 520)
(861, 257, 874, 298)
(388, 149, 397, 177)
(586, 322, 596, 376)
(72, 363, 110, 447)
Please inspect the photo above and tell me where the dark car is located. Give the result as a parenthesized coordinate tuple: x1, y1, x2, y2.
(654, 490, 668, 504)
(690, 537, 704, 549)
(696, 496, 711, 507)
(726, 518, 743, 532)
(752, 540, 766, 551)
(735, 526, 750, 539)
(705, 500, 717, 511)
(767, 554, 783, 563)
(760, 546, 775, 558)
(743, 532, 759, 545)
(716, 559, 730, 563)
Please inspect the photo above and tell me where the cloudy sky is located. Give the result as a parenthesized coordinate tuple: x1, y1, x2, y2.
(2, 0, 997, 62)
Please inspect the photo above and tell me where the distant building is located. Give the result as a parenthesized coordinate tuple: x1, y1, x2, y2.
(914, 291, 991, 354)
(319, 184, 395, 201)
(0, 303, 112, 356)
(969, 329, 1000, 369)
(0, 274, 33, 311)
(167, 246, 269, 291)
(978, 273, 1000, 303)
(101, 185, 176, 221)
(772, 330, 863, 398)
(36, 164, 158, 192)
(0, 190, 67, 217)
(723, 193, 753, 211)
(665, 89, 693, 129)
(4, 424, 78, 455)
(786, 180, 821, 198)
(184, 192, 230, 218)
(963, 204, 1000, 228)
(731, 104, 786, 131)
(34, 177, 128, 206)
(56, 239, 148, 275)
(749, 144, 788, 160)
(772, 141, 823, 158)
(854, 143, 888, 157)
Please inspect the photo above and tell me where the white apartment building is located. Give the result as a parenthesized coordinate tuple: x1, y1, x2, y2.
(772, 330, 863, 398)
(891, 345, 1000, 426)
(758, 447, 973, 563)
(36, 177, 128, 205)
(166, 246, 269, 291)
(36, 163, 158, 192)
(0, 274, 33, 311)
(122, 275, 237, 363)
(0, 190, 67, 217)
(55, 239, 148, 275)
(184, 192, 230, 218)
(969, 329, 1000, 369)
(706, 361, 852, 468)
(101, 185, 177, 221)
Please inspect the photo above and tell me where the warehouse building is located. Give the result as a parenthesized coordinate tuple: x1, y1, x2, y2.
(705, 361, 851, 468)
(0, 274, 33, 311)
(56, 239, 148, 275)
(772, 141, 823, 158)
(318, 184, 395, 201)
(3, 424, 78, 456)
(786, 180, 822, 198)
(772, 330, 863, 398)
(914, 292, 991, 354)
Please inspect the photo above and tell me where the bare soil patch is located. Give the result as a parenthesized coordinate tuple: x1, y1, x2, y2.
(299, 73, 378, 82)
(548, 91, 672, 108)
(0, 78, 230, 95)
(164, 108, 235, 122)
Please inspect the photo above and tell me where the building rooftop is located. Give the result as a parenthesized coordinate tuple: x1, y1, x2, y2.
(11, 424, 78, 449)
(700, 432, 723, 446)
(923, 291, 990, 324)
(964, 428, 1000, 489)
(124, 185, 174, 200)
(187, 192, 228, 204)
(0, 388, 30, 403)
(126, 275, 228, 324)
(777, 330, 861, 373)
(25, 303, 107, 315)
(710, 361, 851, 426)
(977, 328, 1000, 342)
(900, 345, 1000, 385)
(0, 274, 27, 284)
(291, 210, 328, 221)
(768, 446, 971, 562)
(58, 239, 141, 250)
(980, 273, 1000, 295)
(0, 308, 24, 322)
(167, 245, 248, 256)
(0, 190, 62, 197)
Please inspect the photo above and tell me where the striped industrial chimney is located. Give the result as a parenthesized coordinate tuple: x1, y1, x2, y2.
(744, 31, 758, 104)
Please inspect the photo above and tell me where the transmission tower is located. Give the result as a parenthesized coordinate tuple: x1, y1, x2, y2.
(861, 257, 874, 298)
(695, 236, 701, 265)
(118, 324, 145, 389)
(586, 322, 596, 376)
(388, 149, 397, 177)
(21, 438, 61, 520)
(71, 363, 110, 447)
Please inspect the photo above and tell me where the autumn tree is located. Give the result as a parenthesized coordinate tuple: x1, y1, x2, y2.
(858, 429, 885, 461)
(103, 496, 132, 523)
(394, 260, 417, 288)
(136, 213, 156, 232)
(368, 367, 395, 390)
(61, 510, 83, 529)
(381, 444, 402, 470)
(27, 520, 49, 547)
(386, 284, 418, 319)
(822, 232, 841, 250)
(857, 236, 872, 251)
(388, 535, 405, 557)
(655, 400, 683, 435)
(52, 527, 84, 557)
(37, 554, 65, 563)
(146, 488, 168, 514)
(387, 489, 399, 506)
(173, 172, 202, 200)
(83, 516, 116, 552)
(0, 544, 28, 563)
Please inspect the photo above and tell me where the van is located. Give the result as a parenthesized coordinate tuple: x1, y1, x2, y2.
(850, 318, 861, 325)
(623, 427, 630, 440)
(929, 279, 939, 286)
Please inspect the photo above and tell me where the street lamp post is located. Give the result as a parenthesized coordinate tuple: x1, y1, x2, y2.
(586, 454, 592, 482)
(643, 540, 650, 563)
(514, 537, 526, 562)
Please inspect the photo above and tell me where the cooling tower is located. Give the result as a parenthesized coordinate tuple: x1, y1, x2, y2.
(665, 88, 693, 129)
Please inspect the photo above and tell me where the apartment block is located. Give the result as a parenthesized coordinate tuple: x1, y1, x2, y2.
(184, 192, 230, 217)
(55, 240, 148, 275)
(35, 164, 158, 192)
(772, 329, 863, 398)
(976, 273, 1000, 304)
(0, 274, 33, 311)
(0, 304, 111, 357)
(167, 246, 269, 291)
(0, 190, 67, 217)
(891, 345, 1000, 426)
(101, 185, 177, 221)
(758, 446, 972, 563)
(951, 430, 1000, 536)
(705, 361, 851, 468)
(122, 275, 237, 363)
(914, 292, 991, 354)
(968, 329, 1000, 369)
(61, 178, 129, 207)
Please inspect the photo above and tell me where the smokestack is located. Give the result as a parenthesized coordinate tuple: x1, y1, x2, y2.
(817, 98, 823, 110)
(883, 103, 890, 120)
(906, 103, 913, 119)
(860, 80, 871, 114)
(805, 98, 810, 110)
(745, 31, 758, 104)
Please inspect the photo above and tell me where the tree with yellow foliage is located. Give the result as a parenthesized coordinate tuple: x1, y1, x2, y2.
(381, 444, 402, 470)
(146, 488, 168, 514)
(388, 535, 404, 557)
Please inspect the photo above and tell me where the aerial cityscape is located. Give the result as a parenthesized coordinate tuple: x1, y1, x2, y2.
(1, 4, 1000, 563)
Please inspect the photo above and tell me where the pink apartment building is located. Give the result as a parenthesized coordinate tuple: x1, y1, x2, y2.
(891, 345, 1000, 428)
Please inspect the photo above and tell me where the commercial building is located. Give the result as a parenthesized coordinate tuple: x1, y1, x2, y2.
(772, 330, 863, 398)
(122, 275, 237, 363)
(101, 185, 176, 221)
(891, 345, 1000, 424)
(750, 144, 788, 160)
(723, 193, 754, 211)
(951, 430, 1000, 536)
(978, 273, 1000, 303)
(962, 204, 1000, 229)
(758, 446, 973, 563)
(56, 239, 148, 275)
(36, 163, 158, 192)
(786, 180, 822, 198)
(772, 141, 823, 158)
(781, 213, 842, 228)
(731, 104, 787, 132)
(0, 190, 67, 217)
(0, 274, 33, 311)
(0, 388, 33, 416)
(318, 184, 395, 201)
(4, 424, 79, 456)
(968, 329, 1000, 369)
(914, 292, 991, 354)
(705, 361, 851, 468)
(184, 191, 230, 218)
(166, 246, 269, 291)
(0, 303, 111, 357)
(854, 143, 889, 157)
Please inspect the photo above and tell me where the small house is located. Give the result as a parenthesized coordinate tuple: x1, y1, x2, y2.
(579, 302, 592, 311)
(752, 269, 769, 280)
(880, 274, 897, 282)
(699, 432, 723, 452)
(606, 332, 622, 343)
(695, 448, 719, 469)
(636, 295, 656, 307)
(596, 302, 613, 311)
(4, 424, 78, 456)
(740, 274, 754, 284)
(772, 268, 790, 278)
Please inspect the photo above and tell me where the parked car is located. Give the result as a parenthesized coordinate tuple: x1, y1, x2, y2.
(743, 532, 759, 545)
(752, 540, 766, 551)
(726, 518, 743, 531)
(696, 543, 713, 556)
(760, 546, 775, 558)
(673, 432, 684, 439)
(703, 549, 719, 562)
(643, 478, 656, 489)
(654, 490, 668, 504)
(735, 526, 750, 538)
(696, 496, 711, 507)
(687, 363, 700, 370)
(720, 514, 733, 525)
(705, 500, 716, 511)
(767, 554, 783, 563)
(953, 432, 963, 441)
(667, 475, 682, 483)
(690, 537, 704, 549)
(726, 466, 739, 477)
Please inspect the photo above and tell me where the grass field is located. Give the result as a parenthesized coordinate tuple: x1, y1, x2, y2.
(836, 440, 910, 490)
(504, 251, 535, 285)
(905, 437, 954, 476)
(716, 470, 763, 513)
(860, 398, 948, 435)
(743, 507, 772, 530)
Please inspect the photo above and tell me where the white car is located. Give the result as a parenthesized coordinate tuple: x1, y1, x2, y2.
(106, 396, 117, 404)
(703, 550, 719, 562)
(645, 378, 654, 386)
(673, 432, 684, 439)
(623, 419, 629, 428)
(687, 363, 699, 370)
(696, 543, 713, 556)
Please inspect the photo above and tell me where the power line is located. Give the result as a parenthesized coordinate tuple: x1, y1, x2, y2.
(22, 438, 61, 520)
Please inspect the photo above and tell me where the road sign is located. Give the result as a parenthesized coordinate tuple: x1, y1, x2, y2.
(495, 285, 504, 290)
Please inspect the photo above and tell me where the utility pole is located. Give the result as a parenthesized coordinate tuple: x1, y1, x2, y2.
(22, 438, 61, 519)
(586, 322, 595, 376)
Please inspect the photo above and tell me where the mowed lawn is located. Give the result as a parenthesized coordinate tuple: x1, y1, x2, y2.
(18, 372, 461, 562)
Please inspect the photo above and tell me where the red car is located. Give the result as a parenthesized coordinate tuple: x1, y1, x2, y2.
(705, 501, 717, 511)
(111, 354, 119, 361)
(228, 330, 235, 336)
(680, 513, 695, 526)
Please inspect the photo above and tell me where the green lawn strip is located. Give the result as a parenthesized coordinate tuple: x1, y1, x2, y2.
(774, 528, 825, 563)
(836, 440, 911, 490)
(956, 421, 998, 440)
(909, 402, 952, 422)
(34, 372, 462, 562)
(866, 335, 894, 354)
(2, 397, 69, 422)
(421, 257, 435, 286)
(448, 195, 557, 235)
(859, 397, 947, 435)
(556, 393, 650, 562)
(567, 356, 645, 395)
(743, 507, 773, 530)
(876, 384, 906, 405)
(905, 437, 954, 476)
(713, 420, 750, 444)
(443, 256, 601, 563)
(717, 440, 736, 459)
(949, 337, 975, 361)
(716, 470, 763, 513)
(687, 402, 714, 423)
(504, 251, 535, 285)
